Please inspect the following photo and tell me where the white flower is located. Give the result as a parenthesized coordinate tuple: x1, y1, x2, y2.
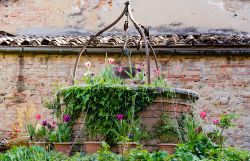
(35, 124, 42, 133)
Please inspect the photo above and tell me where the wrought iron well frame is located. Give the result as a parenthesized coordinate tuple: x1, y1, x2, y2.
(72, 1, 159, 84)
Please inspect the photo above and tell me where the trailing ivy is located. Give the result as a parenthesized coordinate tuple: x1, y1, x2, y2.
(55, 84, 174, 143)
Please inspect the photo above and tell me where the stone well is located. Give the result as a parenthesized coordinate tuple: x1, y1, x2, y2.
(70, 87, 199, 152)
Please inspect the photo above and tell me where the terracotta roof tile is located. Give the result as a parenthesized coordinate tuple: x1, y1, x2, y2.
(0, 34, 250, 47)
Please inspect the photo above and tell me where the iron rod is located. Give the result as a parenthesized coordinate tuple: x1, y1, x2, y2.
(147, 40, 159, 70)
(72, 4, 128, 84)
(128, 4, 151, 83)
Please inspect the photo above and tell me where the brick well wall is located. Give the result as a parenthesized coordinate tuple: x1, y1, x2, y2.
(0, 52, 249, 150)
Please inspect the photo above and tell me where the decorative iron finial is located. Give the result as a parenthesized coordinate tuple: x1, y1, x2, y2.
(125, 1, 130, 5)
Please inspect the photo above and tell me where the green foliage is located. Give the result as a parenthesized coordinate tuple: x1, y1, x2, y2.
(69, 153, 98, 161)
(151, 68, 167, 87)
(96, 142, 122, 161)
(207, 130, 224, 145)
(219, 114, 238, 129)
(27, 124, 49, 142)
(99, 64, 124, 85)
(26, 123, 35, 140)
(42, 96, 61, 119)
(205, 147, 250, 161)
(113, 117, 141, 143)
(153, 113, 181, 143)
(0, 146, 67, 161)
(112, 95, 142, 143)
(125, 145, 168, 161)
(179, 112, 201, 143)
(57, 84, 172, 143)
(175, 113, 194, 142)
(207, 113, 239, 146)
(35, 126, 48, 141)
(49, 123, 72, 142)
(1, 142, 249, 161)
(45, 55, 173, 144)
(174, 134, 218, 159)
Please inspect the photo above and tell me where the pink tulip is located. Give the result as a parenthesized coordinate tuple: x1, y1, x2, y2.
(212, 119, 219, 125)
(154, 69, 160, 77)
(200, 111, 207, 119)
(107, 58, 114, 64)
(35, 114, 41, 120)
(118, 67, 123, 73)
(84, 61, 92, 69)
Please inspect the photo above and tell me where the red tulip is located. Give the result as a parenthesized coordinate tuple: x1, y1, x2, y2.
(35, 114, 41, 120)
(200, 111, 207, 119)
(14, 128, 20, 133)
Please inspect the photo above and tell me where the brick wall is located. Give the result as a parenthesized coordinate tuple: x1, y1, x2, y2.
(0, 52, 249, 150)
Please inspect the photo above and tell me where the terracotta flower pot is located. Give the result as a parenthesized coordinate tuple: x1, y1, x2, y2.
(113, 67, 136, 79)
(118, 142, 138, 154)
(0, 145, 10, 153)
(53, 142, 73, 156)
(6, 136, 30, 147)
(157, 143, 177, 154)
(84, 141, 102, 154)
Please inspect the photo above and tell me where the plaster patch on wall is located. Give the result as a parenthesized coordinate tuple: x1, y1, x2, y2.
(66, 0, 115, 31)
(1, 0, 250, 34)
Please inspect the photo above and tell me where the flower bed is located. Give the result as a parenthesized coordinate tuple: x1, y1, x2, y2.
(1, 142, 249, 161)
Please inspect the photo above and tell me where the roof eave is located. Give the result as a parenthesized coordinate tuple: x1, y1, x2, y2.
(0, 46, 250, 55)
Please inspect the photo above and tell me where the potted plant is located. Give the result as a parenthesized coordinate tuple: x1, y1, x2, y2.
(113, 53, 137, 79)
(112, 95, 142, 154)
(84, 127, 106, 154)
(113, 115, 141, 154)
(26, 114, 52, 150)
(154, 113, 181, 154)
(49, 114, 72, 155)
(113, 66, 137, 79)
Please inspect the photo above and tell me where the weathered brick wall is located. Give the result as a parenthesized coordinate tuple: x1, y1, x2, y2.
(0, 52, 249, 150)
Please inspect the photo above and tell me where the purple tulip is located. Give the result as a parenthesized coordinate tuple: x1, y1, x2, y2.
(137, 67, 142, 72)
(42, 120, 47, 126)
(116, 114, 124, 120)
(63, 114, 71, 123)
